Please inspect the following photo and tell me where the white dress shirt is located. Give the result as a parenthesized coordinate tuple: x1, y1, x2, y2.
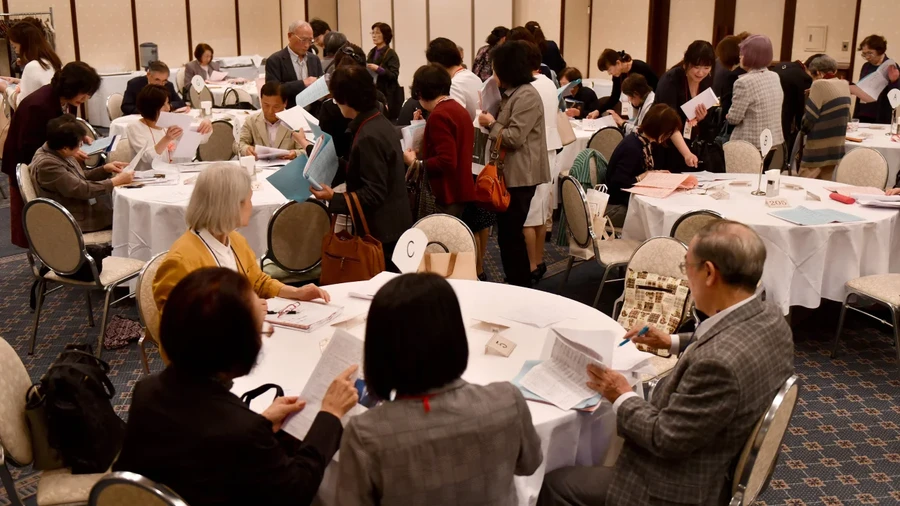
(449, 68, 483, 122)
(195, 229, 238, 272)
(611, 294, 758, 413)
(288, 47, 308, 80)
(265, 118, 280, 145)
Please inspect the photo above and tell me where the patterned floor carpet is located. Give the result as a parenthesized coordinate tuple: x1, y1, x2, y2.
(0, 218, 898, 505)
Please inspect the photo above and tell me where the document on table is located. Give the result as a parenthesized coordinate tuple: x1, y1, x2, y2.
(267, 154, 314, 203)
(581, 116, 617, 131)
(501, 303, 570, 328)
(83, 135, 118, 155)
(480, 77, 502, 117)
(208, 70, 228, 82)
(823, 185, 885, 197)
(853, 59, 897, 103)
(303, 133, 338, 190)
(769, 206, 865, 225)
(519, 329, 616, 410)
(680, 87, 718, 121)
(295, 77, 330, 109)
(255, 146, 292, 160)
(155, 112, 195, 131)
(513, 360, 603, 412)
(281, 329, 366, 440)
(264, 298, 344, 331)
(400, 121, 426, 152)
(625, 172, 699, 198)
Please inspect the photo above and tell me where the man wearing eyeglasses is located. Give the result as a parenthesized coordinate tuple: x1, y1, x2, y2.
(539, 220, 794, 506)
(265, 20, 323, 108)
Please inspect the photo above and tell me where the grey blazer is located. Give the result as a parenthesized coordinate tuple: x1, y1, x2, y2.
(183, 60, 222, 86)
(335, 380, 543, 506)
(488, 83, 551, 188)
(236, 111, 306, 157)
(608, 296, 795, 506)
(31, 144, 114, 232)
(264, 47, 323, 108)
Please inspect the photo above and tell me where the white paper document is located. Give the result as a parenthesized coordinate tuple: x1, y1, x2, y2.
(303, 133, 339, 190)
(400, 121, 426, 152)
(264, 298, 344, 331)
(295, 77, 330, 109)
(172, 129, 205, 159)
(281, 329, 366, 440)
(519, 329, 616, 410)
(207, 70, 229, 82)
(854, 59, 897, 103)
(155, 112, 195, 131)
(480, 77, 502, 117)
(581, 116, 617, 131)
(255, 146, 292, 159)
(276, 106, 313, 132)
(83, 135, 117, 155)
(680, 87, 718, 121)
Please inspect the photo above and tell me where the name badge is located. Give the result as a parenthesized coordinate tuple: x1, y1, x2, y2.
(683, 122, 692, 140)
(88, 198, 97, 206)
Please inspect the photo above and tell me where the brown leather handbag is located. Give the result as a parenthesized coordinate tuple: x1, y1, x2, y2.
(320, 192, 385, 285)
(474, 130, 511, 212)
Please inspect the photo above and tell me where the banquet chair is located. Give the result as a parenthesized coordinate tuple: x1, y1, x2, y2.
(23, 198, 145, 357)
(833, 147, 889, 189)
(0, 94, 10, 199)
(89, 471, 189, 506)
(175, 67, 186, 96)
(723, 140, 762, 174)
(831, 274, 900, 369)
(235, 87, 255, 108)
(107, 139, 133, 164)
(414, 213, 476, 254)
(729, 375, 800, 506)
(0, 336, 108, 506)
(765, 143, 786, 173)
(107, 93, 124, 122)
(587, 127, 623, 164)
(611, 237, 689, 382)
(260, 200, 330, 285)
(196, 120, 235, 161)
(77, 118, 105, 169)
(559, 175, 640, 306)
(9, 88, 19, 112)
(15, 164, 36, 203)
(670, 209, 723, 245)
(188, 85, 214, 109)
(135, 251, 168, 373)
(221, 88, 239, 107)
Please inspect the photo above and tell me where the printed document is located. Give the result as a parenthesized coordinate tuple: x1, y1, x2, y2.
(680, 87, 718, 121)
(295, 77, 330, 109)
(480, 77, 502, 117)
(207, 70, 228, 82)
(255, 146, 292, 160)
(854, 59, 897, 103)
(400, 121, 426, 152)
(303, 133, 338, 190)
(83, 135, 117, 155)
(264, 298, 344, 331)
(276, 106, 313, 132)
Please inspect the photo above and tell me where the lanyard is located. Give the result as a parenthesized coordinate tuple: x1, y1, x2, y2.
(194, 230, 245, 275)
(147, 122, 172, 163)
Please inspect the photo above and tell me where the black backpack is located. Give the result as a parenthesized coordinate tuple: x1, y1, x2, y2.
(26, 345, 125, 474)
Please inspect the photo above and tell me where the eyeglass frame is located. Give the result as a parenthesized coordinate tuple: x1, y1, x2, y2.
(290, 33, 314, 44)
(679, 260, 705, 275)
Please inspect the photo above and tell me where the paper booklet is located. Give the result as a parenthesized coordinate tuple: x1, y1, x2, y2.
(680, 87, 718, 121)
(303, 133, 338, 190)
(518, 328, 617, 411)
(83, 135, 118, 155)
(625, 172, 699, 198)
(400, 121, 426, 152)
(853, 59, 897, 103)
(264, 298, 344, 332)
(480, 76, 502, 117)
(513, 360, 603, 412)
(207, 70, 229, 82)
(255, 146, 292, 160)
(769, 206, 865, 226)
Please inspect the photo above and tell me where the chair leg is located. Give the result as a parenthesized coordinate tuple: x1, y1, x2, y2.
(138, 335, 150, 374)
(29, 280, 46, 355)
(890, 306, 900, 371)
(559, 257, 575, 289)
(0, 459, 24, 506)
(592, 265, 614, 309)
(84, 291, 94, 327)
(831, 294, 851, 358)
(95, 288, 115, 358)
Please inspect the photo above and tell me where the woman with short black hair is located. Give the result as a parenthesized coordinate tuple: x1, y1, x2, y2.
(3, 61, 101, 247)
(116, 267, 358, 506)
(311, 65, 412, 268)
(184, 42, 223, 84)
(336, 273, 543, 505)
(473, 26, 509, 81)
(590, 48, 658, 117)
(367, 22, 402, 120)
(125, 84, 212, 164)
(559, 67, 601, 119)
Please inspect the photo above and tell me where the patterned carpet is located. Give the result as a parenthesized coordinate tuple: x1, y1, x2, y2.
(0, 223, 898, 505)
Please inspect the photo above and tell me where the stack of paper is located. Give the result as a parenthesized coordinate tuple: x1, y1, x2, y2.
(769, 206, 865, 225)
(853, 194, 900, 209)
(303, 133, 338, 190)
(255, 146, 292, 160)
(581, 116, 617, 131)
(83, 135, 118, 155)
(681, 88, 718, 121)
(264, 298, 344, 331)
(400, 121, 426, 152)
(625, 173, 699, 198)
(824, 185, 885, 198)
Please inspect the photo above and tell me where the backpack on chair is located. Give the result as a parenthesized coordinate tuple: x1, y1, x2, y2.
(25, 344, 125, 474)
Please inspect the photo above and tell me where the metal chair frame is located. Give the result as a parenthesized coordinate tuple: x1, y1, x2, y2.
(260, 199, 329, 276)
(89, 471, 190, 506)
(831, 286, 900, 368)
(587, 127, 624, 163)
(669, 209, 724, 244)
(196, 120, 235, 161)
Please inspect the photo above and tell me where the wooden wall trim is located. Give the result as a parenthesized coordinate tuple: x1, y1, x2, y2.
(646, 0, 670, 76)
(185, 0, 193, 62)
(1, 1, 8, 14)
(712, 0, 735, 48)
(69, 0, 80, 61)
(234, 0, 241, 54)
(130, 0, 139, 68)
(848, 0, 862, 79)
(559, 0, 566, 54)
(779, 0, 797, 62)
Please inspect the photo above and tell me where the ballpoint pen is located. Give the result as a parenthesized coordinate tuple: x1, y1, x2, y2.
(618, 325, 649, 347)
(267, 310, 297, 315)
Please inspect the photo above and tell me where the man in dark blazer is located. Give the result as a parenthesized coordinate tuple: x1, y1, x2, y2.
(266, 20, 323, 108)
(539, 220, 795, 506)
(121, 61, 187, 115)
(769, 61, 813, 156)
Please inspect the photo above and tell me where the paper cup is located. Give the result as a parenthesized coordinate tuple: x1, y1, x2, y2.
(240, 155, 255, 175)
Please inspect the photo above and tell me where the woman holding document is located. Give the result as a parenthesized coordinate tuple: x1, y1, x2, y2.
(125, 84, 213, 165)
(183, 43, 223, 85)
(117, 267, 357, 506)
(335, 273, 543, 506)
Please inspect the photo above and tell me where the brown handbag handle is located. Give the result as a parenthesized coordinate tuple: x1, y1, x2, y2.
(349, 192, 372, 236)
(490, 129, 507, 164)
(341, 192, 357, 234)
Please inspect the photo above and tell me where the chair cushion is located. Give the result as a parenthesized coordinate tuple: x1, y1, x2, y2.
(262, 259, 321, 285)
(0, 337, 33, 465)
(594, 239, 640, 265)
(36, 468, 106, 506)
(82, 230, 112, 246)
(45, 257, 145, 287)
(847, 274, 900, 306)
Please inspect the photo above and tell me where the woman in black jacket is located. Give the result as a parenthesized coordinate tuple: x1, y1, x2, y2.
(589, 49, 658, 116)
(367, 22, 402, 121)
(525, 21, 566, 74)
(311, 65, 413, 268)
(559, 67, 601, 119)
(114, 267, 359, 506)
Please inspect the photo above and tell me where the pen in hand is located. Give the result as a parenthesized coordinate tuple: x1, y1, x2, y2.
(267, 310, 297, 315)
(618, 325, 649, 347)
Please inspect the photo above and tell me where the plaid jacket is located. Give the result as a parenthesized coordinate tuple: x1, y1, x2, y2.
(608, 296, 795, 506)
(727, 69, 786, 147)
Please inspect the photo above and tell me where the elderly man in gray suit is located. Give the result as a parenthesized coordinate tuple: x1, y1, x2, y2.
(265, 20, 323, 108)
(539, 220, 795, 506)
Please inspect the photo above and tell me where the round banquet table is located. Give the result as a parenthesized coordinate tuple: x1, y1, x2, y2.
(111, 169, 286, 261)
(844, 123, 900, 187)
(622, 174, 900, 314)
(231, 278, 634, 506)
(557, 121, 595, 177)
(108, 108, 253, 143)
(207, 82, 261, 109)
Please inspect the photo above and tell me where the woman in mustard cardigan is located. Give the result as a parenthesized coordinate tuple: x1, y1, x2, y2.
(153, 163, 329, 313)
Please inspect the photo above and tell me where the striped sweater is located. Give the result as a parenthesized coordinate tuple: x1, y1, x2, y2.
(800, 78, 851, 168)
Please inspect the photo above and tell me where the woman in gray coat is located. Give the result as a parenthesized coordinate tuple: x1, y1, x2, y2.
(183, 43, 223, 87)
(478, 40, 550, 287)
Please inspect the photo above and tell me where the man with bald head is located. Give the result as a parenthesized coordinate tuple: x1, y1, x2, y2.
(265, 20, 323, 108)
(539, 220, 795, 506)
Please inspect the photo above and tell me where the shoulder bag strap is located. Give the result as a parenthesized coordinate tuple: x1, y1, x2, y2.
(240, 383, 284, 407)
(342, 192, 358, 235)
(48, 363, 116, 400)
(349, 192, 372, 236)
(490, 129, 506, 164)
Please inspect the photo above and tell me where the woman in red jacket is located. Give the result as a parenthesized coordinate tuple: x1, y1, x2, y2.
(403, 64, 475, 219)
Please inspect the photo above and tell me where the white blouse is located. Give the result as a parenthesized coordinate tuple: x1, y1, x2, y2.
(195, 229, 238, 272)
(17, 59, 55, 106)
(125, 120, 206, 166)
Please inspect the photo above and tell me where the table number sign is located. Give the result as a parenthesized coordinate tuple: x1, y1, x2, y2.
(888, 89, 900, 109)
(191, 75, 205, 93)
(710, 190, 730, 200)
(765, 197, 790, 208)
(485, 333, 516, 357)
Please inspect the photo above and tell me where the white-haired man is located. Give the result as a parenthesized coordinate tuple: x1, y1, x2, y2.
(265, 20, 323, 108)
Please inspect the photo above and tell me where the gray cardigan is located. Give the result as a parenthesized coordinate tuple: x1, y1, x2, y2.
(183, 60, 222, 86)
(489, 83, 551, 188)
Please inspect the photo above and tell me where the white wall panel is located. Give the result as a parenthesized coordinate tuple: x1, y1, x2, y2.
(191, 0, 237, 57)
(239, 0, 281, 58)
(338, 0, 362, 47)
(474, 0, 513, 69)
(76, 0, 135, 72)
(588, 0, 650, 79)
(393, 0, 427, 90)
(135, 0, 190, 66)
(430, 0, 473, 83)
(735, 0, 785, 60)
(666, 0, 715, 69)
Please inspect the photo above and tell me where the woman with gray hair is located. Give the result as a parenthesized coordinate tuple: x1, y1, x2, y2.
(726, 35, 784, 151)
(321, 31, 348, 74)
(153, 162, 329, 321)
(798, 54, 851, 180)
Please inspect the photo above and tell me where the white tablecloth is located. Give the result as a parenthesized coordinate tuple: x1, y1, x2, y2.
(108, 108, 252, 143)
(86, 71, 180, 128)
(622, 174, 900, 314)
(218, 64, 262, 82)
(111, 169, 286, 261)
(592, 80, 614, 100)
(231, 278, 630, 506)
(557, 123, 595, 176)
(845, 123, 900, 188)
(207, 82, 260, 109)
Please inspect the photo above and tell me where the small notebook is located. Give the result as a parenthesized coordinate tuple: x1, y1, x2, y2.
(769, 206, 865, 226)
(264, 299, 344, 332)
